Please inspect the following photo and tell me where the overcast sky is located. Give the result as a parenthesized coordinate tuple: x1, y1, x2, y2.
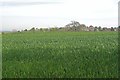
(0, 0, 119, 31)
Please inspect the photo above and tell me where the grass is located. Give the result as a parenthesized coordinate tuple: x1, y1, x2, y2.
(0, 34, 2, 79)
(2, 31, 118, 78)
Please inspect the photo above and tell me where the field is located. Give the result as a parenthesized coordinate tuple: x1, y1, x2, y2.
(2, 31, 118, 78)
(0, 33, 2, 79)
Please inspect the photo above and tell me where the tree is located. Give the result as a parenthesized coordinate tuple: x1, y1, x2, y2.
(50, 27, 57, 31)
(80, 24, 87, 31)
(36, 28, 39, 31)
(110, 27, 114, 31)
(71, 21, 81, 31)
(98, 26, 102, 31)
(102, 27, 107, 31)
(24, 29, 27, 31)
(65, 21, 81, 31)
(40, 28, 43, 31)
(58, 27, 64, 31)
(18, 31, 21, 32)
(94, 26, 98, 31)
(119, 26, 120, 28)
(30, 27, 35, 31)
(118, 26, 120, 31)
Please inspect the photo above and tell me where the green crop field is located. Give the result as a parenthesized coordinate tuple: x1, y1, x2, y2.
(0, 33, 2, 79)
(2, 31, 118, 78)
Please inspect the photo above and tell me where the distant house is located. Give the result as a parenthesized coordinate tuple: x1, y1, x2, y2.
(107, 28, 111, 31)
(114, 27, 118, 31)
(85, 27, 89, 31)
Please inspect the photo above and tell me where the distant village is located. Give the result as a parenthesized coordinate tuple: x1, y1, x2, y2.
(4, 21, 120, 33)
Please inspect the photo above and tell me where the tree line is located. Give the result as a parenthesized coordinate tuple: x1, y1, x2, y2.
(19, 21, 119, 32)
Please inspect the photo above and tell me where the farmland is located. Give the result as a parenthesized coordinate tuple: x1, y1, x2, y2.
(0, 33, 2, 79)
(2, 31, 118, 78)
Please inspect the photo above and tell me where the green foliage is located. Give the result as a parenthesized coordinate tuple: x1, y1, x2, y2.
(2, 31, 118, 78)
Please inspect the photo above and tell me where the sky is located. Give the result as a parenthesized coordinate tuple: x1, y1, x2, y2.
(0, 0, 119, 31)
